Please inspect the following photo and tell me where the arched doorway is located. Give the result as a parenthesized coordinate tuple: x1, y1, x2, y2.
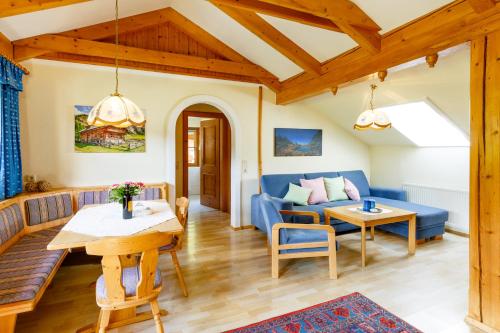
(175, 104, 231, 213)
(166, 95, 242, 228)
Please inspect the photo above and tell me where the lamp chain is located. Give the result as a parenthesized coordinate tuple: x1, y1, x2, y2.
(369, 84, 377, 111)
(114, 0, 119, 95)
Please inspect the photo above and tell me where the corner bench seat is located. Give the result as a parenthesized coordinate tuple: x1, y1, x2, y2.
(0, 226, 66, 307)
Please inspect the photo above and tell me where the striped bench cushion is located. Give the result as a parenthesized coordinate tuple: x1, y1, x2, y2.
(25, 194, 73, 226)
(133, 187, 162, 201)
(77, 187, 162, 210)
(0, 226, 65, 305)
(77, 190, 110, 210)
(0, 204, 24, 246)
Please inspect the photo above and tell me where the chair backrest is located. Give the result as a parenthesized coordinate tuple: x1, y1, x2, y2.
(85, 232, 172, 302)
(175, 197, 189, 228)
(259, 193, 286, 244)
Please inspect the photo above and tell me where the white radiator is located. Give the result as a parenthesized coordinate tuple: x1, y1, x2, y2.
(402, 183, 469, 234)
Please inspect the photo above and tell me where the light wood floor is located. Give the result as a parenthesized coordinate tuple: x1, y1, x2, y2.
(17, 208, 479, 333)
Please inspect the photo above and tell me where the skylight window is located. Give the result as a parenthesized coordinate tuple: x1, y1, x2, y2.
(376, 101, 470, 147)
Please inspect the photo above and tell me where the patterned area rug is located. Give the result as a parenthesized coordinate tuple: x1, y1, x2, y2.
(225, 292, 421, 333)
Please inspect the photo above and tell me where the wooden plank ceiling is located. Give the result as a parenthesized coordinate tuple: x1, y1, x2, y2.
(3, 0, 500, 103)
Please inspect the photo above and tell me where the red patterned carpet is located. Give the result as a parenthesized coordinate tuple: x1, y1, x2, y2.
(225, 292, 421, 333)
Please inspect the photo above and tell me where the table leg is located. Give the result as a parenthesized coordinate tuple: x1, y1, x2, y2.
(370, 226, 375, 240)
(408, 215, 416, 255)
(361, 225, 366, 267)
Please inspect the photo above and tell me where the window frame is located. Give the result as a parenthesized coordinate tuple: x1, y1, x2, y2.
(187, 127, 200, 167)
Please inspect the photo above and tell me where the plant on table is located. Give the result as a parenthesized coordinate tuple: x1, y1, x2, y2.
(109, 182, 145, 204)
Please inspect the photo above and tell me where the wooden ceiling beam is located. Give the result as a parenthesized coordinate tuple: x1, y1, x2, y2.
(0, 0, 90, 18)
(276, 0, 500, 104)
(212, 3, 322, 75)
(257, 0, 381, 31)
(38, 52, 263, 85)
(0, 32, 13, 58)
(468, 0, 496, 12)
(208, 0, 342, 32)
(257, 0, 381, 53)
(163, 7, 280, 92)
(14, 35, 275, 79)
(13, 7, 172, 61)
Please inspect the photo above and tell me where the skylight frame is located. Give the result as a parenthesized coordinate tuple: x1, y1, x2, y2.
(375, 98, 470, 148)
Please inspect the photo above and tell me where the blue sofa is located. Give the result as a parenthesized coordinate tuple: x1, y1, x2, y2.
(251, 170, 448, 241)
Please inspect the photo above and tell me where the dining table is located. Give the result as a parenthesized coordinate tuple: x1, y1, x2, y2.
(47, 200, 183, 333)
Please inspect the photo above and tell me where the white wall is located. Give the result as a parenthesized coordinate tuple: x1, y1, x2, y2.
(370, 146, 469, 191)
(20, 59, 369, 226)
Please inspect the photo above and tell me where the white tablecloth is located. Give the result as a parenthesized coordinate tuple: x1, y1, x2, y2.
(62, 201, 176, 237)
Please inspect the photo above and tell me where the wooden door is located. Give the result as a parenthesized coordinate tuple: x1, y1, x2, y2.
(200, 119, 220, 209)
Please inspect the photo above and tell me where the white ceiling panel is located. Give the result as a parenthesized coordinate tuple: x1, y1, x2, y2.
(259, 14, 357, 63)
(354, 0, 452, 33)
(0, 0, 172, 41)
(170, 0, 302, 80)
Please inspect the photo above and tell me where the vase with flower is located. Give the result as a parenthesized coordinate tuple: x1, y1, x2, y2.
(109, 182, 145, 219)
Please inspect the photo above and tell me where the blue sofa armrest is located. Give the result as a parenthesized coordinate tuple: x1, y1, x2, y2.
(370, 187, 407, 201)
(251, 194, 293, 232)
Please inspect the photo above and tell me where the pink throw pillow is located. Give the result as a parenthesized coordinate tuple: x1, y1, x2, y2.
(300, 177, 328, 204)
(344, 178, 361, 201)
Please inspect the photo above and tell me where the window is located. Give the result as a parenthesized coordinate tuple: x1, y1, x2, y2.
(187, 128, 200, 166)
(378, 100, 470, 147)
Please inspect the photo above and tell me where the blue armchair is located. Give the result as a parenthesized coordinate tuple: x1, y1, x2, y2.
(259, 194, 337, 279)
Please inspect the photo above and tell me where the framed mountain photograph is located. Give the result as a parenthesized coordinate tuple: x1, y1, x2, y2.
(274, 128, 322, 157)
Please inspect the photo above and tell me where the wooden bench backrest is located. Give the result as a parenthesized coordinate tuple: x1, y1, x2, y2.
(0, 183, 169, 255)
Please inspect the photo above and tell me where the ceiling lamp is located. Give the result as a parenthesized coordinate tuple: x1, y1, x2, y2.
(87, 0, 145, 128)
(354, 84, 391, 131)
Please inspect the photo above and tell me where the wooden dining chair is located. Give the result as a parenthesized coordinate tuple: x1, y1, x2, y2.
(85, 232, 172, 333)
(159, 197, 189, 297)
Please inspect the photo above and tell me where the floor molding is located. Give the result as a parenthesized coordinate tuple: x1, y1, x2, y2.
(465, 316, 500, 333)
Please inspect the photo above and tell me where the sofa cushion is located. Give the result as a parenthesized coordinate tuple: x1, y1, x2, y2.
(338, 170, 370, 197)
(324, 176, 349, 201)
(365, 196, 449, 229)
(304, 172, 339, 180)
(261, 173, 305, 198)
(96, 266, 162, 300)
(283, 183, 312, 206)
(300, 177, 328, 204)
(0, 226, 65, 305)
(0, 203, 24, 246)
(344, 178, 361, 201)
(286, 228, 328, 244)
(77, 190, 110, 210)
(25, 194, 73, 226)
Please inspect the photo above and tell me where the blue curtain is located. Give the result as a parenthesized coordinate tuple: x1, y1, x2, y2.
(0, 57, 24, 200)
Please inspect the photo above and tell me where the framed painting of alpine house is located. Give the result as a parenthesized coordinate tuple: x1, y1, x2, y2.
(74, 105, 146, 153)
(274, 128, 322, 157)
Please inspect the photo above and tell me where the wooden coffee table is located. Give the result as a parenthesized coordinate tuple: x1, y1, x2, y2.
(324, 204, 417, 267)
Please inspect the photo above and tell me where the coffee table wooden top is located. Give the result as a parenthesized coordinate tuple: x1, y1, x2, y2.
(47, 201, 183, 251)
(324, 204, 416, 227)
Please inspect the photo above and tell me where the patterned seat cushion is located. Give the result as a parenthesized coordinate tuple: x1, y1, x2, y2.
(159, 236, 178, 252)
(133, 187, 162, 201)
(0, 226, 65, 305)
(25, 194, 73, 226)
(0, 203, 24, 246)
(77, 190, 110, 210)
(96, 266, 162, 300)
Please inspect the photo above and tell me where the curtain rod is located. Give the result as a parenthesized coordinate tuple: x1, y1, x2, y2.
(0, 52, 30, 75)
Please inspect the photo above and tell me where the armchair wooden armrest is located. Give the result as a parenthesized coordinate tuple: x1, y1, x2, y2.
(271, 222, 337, 279)
(279, 210, 320, 224)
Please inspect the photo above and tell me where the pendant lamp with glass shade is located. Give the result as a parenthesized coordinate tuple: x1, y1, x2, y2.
(354, 84, 391, 131)
(87, 0, 145, 128)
